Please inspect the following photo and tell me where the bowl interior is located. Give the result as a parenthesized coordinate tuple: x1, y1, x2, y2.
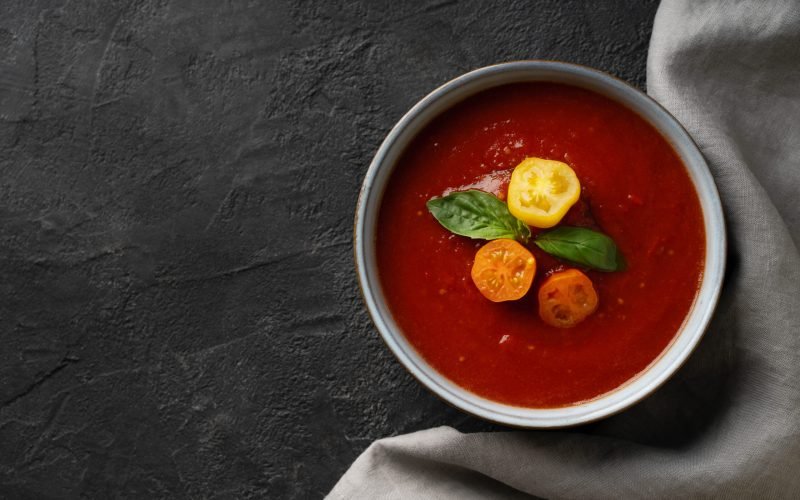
(355, 61, 725, 428)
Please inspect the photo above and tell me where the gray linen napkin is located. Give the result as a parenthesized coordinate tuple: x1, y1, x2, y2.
(329, 0, 800, 497)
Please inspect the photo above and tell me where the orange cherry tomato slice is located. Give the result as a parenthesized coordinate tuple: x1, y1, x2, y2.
(538, 269, 599, 328)
(471, 239, 536, 302)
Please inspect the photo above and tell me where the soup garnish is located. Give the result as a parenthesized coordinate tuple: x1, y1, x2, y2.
(426, 156, 623, 326)
(507, 157, 581, 228)
(470, 239, 536, 302)
(538, 269, 599, 328)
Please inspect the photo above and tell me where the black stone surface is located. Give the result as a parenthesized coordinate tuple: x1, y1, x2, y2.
(0, 1, 658, 498)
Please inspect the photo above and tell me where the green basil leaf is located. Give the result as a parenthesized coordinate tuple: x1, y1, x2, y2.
(534, 226, 625, 272)
(426, 190, 531, 243)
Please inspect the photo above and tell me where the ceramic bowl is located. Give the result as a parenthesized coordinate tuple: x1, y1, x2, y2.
(354, 61, 725, 428)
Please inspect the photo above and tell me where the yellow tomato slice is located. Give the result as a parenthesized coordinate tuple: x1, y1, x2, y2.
(471, 239, 536, 302)
(507, 157, 581, 228)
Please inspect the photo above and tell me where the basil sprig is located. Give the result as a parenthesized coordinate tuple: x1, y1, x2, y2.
(426, 190, 531, 243)
(534, 226, 626, 272)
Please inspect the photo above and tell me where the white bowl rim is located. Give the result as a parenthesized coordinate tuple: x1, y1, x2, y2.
(353, 60, 726, 428)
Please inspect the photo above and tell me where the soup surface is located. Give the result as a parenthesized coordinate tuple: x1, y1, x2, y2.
(376, 83, 705, 408)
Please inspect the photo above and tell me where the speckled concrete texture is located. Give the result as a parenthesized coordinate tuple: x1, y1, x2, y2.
(0, 1, 657, 497)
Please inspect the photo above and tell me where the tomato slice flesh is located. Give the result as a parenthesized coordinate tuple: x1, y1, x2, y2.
(471, 239, 536, 302)
(507, 157, 581, 228)
(538, 269, 598, 327)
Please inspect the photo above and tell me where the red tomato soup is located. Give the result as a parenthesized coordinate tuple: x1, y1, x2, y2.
(376, 83, 706, 408)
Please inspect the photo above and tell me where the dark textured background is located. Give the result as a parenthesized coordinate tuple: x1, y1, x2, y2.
(0, 1, 659, 498)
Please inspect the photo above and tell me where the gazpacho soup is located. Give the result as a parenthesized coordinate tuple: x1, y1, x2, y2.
(376, 83, 705, 408)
